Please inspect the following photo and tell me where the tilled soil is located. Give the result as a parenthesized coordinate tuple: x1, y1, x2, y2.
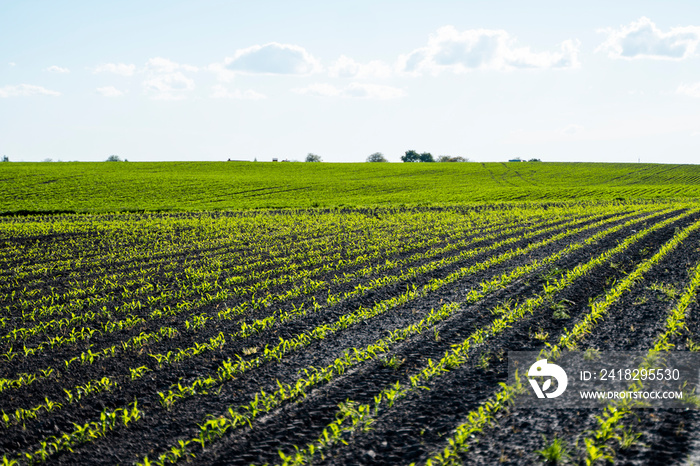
(1, 205, 698, 466)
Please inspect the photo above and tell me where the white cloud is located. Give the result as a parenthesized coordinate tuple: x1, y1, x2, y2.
(398, 26, 579, 75)
(210, 85, 266, 100)
(294, 82, 406, 99)
(8, 62, 16, 67)
(0, 84, 61, 98)
(597, 17, 700, 60)
(93, 63, 136, 76)
(141, 58, 198, 100)
(143, 72, 194, 100)
(207, 63, 237, 82)
(46, 65, 69, 73)
(222, 42, 321, 75)
(677, 82, 700, 98)
(96, 86, 126, 97)
(328, 55, 393, 79)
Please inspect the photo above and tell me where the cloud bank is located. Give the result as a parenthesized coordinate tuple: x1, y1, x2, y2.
(0, 84, 61, 98)
(93, 63, 136, 76)
(142, 58, 197, 100)
(328, 55, 392, 79)
(677, 82, 700, 98)
(398, 26, 579, 75)
(598, 17, 700, 60)
(96, 86, 126, 97)
(46, 65, 70, 73)
(222, 43, 321, 76)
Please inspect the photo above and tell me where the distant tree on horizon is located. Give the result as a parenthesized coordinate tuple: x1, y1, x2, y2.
(437, 155, 469, 162)
(402, 150, 434, 162)
(366, 152, 388, 163)
(1, 155, 8, 162)
(106, 155, 122, 162)
(305, 153, 322, 162)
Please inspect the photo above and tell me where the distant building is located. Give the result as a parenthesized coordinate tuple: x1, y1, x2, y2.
(508, 157, 523, 162)
(272, 158, 278, 162)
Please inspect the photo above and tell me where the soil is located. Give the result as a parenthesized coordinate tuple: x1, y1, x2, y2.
(1, 206, 697, 466)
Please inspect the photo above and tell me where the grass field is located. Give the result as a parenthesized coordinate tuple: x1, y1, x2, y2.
(2, 161, 700, 214)
(2, 162, 700, 464)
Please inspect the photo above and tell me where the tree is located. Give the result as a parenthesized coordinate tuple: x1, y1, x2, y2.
(106, 155, 122, 162)
(1, 155, 8, 162)
(529, 158, 542, 162)
(401, 150, 434, 162)
(401, 150, 420, 162)
(437, 155, 469, 162)
(419, 152, 435, 162)
(305, 153, 322, 162)
(366, 152, 388, 163)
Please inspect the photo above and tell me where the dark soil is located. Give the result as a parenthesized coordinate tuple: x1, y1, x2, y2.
(1, 206, 696, 466)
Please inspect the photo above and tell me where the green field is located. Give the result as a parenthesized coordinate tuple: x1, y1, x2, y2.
(2, 161, 699, 214)
(4, 162, 700, 464)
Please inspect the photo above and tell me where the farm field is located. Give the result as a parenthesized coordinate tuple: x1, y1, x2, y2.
(2, 161, 700, 214)
(3, 201, 700, 464)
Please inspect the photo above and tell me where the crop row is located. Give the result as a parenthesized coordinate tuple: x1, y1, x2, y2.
(0, 204, 634, 463)
(0, 206, 624, 391)
(257, 207, 697, 466)
(0, 202, 693, 465)
(426, 213, 700, 465)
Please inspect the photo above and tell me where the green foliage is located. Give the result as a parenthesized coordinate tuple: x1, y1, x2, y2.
(401, 150, 434, 162)
(647, 281, 679, 300)
(401, 150, 420, 162)
(366, 152, 388, 162)
(437, 155, 468, 162)
(551, 300, 573, 319)
(535, 436, 571, 464)
(382, 355, 405, 370)
(106, 155, 122, 162)
(583, 348, 601, 361)
(305, 153, 322, 162)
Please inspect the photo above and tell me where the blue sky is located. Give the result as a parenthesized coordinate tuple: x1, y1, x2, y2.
(2, 0, 700, 163)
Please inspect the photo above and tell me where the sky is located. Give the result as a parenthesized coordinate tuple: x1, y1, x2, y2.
(2, 0, 700, 163)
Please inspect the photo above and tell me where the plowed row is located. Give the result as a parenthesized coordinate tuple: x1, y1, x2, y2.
(2, 202, 699, 465)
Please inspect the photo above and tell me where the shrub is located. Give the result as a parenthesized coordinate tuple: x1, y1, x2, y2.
(366, 152, 388, 163)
